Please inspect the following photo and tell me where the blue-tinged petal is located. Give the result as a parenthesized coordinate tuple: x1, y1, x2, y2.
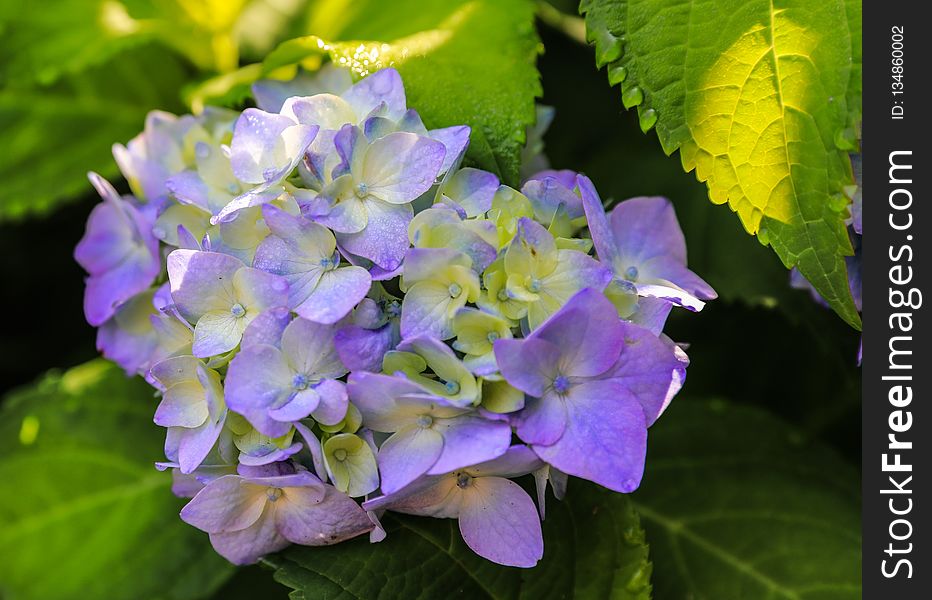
(281, 94, 357, 130)
(267, 388, 321, 423)
(429, 125, 471, 176)
(208, 509, 287, 564)
(276, 484, 373, 545)
(335, 200, 413, 271)
(225, 343, 295, 438)
(280, 317, 346, 378)
(362, 132, 445, 204)
(241, 306, 292, 350)
(334, 324, 396, 373)
(627, 296, 673, 335)
(428, 415, 511, 475)
(528, 288, 623, 378)
(577, 174, 619, 265)
(493, 337, 560, 398)
(229, 108, 318, 185)
(254, 65, 353, 112)
(400, 281, 459, 340)
(515, 391, 567, 447)
(309, 379, 349, 426)
(533, 384, 646, 493)
(180, 474, 267, 533)
(346, 372, 421, 430)
(377, 424, 444, 494)
(458, 477, 543, 568)
(341, 67, 406, 121)
(167, 249, 243, 322)
(597, 320, 688, 426)
(440, 167, 498, 218)
(298, 267, 371, 324)
(467, 445, 544, 478)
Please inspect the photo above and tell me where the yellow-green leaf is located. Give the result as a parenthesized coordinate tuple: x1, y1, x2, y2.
(580, 0, 862, 328)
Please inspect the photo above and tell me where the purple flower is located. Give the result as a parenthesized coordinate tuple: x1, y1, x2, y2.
(167, 250, 289, 357)
(75, 173, 161, 326)
(348, 367, 510, 494)
(253, 205, 371, 323)
(334, 293, 401, 373)
(408, 205, 498, 272)
(303, 124, 445, 271)
(578, 175, 716, 314)
(521, 169, 584, 237)
(96, 288, 160, 375)
(151, 356, 227, 474)
(225, 316, 348, 438)
(252, 64, 354, 113)
(502, 217, 613, 329)
(494, 289, 687, 492)
(400, 248, 481, 340)
(180, 462, 372, 565)
(437, 167, 499, 218)
(113, 111, 196, 203)
(363, 445, 544, 567)
(213, 109, 319, 223)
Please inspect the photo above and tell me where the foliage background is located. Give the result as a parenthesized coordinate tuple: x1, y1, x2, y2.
(0, 1, 861, 598)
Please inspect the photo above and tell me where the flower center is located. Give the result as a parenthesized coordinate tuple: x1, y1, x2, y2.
(230, 303, 246, 318)
(553, 375, 571, 394)
(416, 415, 433, 428)
(497, 288, 510, 302)
(528, 278, 542, 293)
(354, 182, 369, 198)
(266, 487, 283, 502)
(385, 301, 401, 318)
(333, 448, 348, 462)
(292, 374, 310, 390)
(456, 473, 472, 489)
(486, 331, 500, 344)
(444, 380, 460, 395)
(448, 283, 462, 298)
(624, 266, 639, 282)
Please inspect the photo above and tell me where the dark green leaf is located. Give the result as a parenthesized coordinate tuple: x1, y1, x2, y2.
(579, 0, 862, 328)
(0, 44, 190, 222)
(0, 360, 234, 600)
(632, 399, 861, 599)
(267, 480, 651, 600)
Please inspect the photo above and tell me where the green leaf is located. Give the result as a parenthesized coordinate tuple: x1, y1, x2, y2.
(267, 480, 651, 600)
(631, 399, 861, 599)
(0, 44, 190, 222)
(579, 0, 862, 329)
(197, 0, 543, 185)
(0, 0, 254, 87)
(0, 360, 234, 600)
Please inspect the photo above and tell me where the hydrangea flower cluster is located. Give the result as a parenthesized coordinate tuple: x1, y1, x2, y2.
(75, 66, 715, 568)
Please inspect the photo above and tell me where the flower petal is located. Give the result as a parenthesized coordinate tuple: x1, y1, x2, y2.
(533, 385, 647, 492)
(377, 425, 444, 494)
(459, 477, 543, 568)
(428, 415, 511, 475)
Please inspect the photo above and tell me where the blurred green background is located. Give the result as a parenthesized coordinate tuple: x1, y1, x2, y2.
(0, 1, 861, 598)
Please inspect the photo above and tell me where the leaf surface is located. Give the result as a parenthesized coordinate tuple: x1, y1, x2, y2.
(580, 0, 862, 327)
(0, 360, 234, 600)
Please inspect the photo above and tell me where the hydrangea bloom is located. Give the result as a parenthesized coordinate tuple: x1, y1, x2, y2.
(77, 65, 714, 567)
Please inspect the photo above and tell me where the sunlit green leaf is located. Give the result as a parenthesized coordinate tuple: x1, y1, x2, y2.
(580, 0, 862, 328)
